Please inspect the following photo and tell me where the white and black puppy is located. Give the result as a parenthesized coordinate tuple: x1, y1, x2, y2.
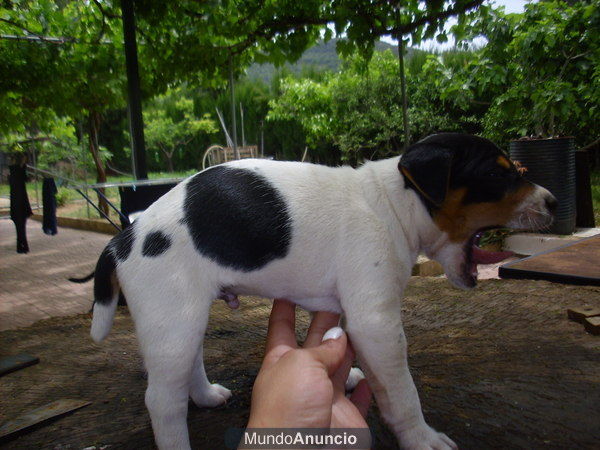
(90, 133, 556, 449)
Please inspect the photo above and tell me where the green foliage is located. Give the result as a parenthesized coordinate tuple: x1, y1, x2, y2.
(459, 0, 600, 146)
(268, 50, 479, 165)
(268, 77, 334, 148)
(0, 0, 126, 119)
(144, 87, 218, 171)
(1, 0, 597, 177)
(55, 187, 74, 207)
(328, 0, 484, 58)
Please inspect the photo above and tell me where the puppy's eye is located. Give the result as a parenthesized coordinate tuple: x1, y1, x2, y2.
(485, 169, 503, 177)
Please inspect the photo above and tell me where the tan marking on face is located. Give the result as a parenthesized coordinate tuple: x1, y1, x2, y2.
(497, 156, 511, 169)
(433, 183, 535, 242)
(512, 159, 528, 175)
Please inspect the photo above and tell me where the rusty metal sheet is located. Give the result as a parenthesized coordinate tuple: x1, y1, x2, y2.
(500, 234, 600, 286)
(0, 399, 91, 439)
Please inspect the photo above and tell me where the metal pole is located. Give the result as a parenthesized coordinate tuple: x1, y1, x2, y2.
(396, 6, 410, 151)
(121, 0, 148, 179)
(240, 103, 246, 148)
(260, 120, 264, 157)
(76, 189, 122, 231)
(398, 37, 409, 150)
(229, 55, 239, 159)
(80, 119, 90, 218)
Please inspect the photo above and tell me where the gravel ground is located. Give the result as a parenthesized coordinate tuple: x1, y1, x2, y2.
(1, 278, 599, 449)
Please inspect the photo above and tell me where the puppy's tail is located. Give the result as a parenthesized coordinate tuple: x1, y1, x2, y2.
(69, 271, 94, 283)
(90, 246, 120, 343)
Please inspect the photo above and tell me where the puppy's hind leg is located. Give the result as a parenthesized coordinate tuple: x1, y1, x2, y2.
(189, 317, 232, 408)
(133, 288, 212, 450)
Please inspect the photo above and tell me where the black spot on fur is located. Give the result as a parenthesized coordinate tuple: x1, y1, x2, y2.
(112, 223, 136, 261)
(182, 166, 292, 271)
(93, 246, 116, 305)
(142, 231, 172, 257)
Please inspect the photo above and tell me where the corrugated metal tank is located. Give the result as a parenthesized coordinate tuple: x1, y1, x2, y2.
(509, 137, 576, 235)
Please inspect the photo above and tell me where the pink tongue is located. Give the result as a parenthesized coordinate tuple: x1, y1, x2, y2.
(471, 245, 514, 264)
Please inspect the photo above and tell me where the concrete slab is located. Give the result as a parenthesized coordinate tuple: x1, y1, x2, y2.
(504, 228, 600, 255)
(0, 218, 110, 331)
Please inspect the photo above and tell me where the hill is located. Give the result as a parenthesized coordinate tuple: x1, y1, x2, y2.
(246, 39, 400, 83)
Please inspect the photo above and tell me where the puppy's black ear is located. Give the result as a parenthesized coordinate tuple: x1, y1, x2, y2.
(398, 144, 453, 207)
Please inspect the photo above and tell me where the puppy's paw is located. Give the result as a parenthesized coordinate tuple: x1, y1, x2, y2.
(399, 424, 457, 450)
(345, 367, 365, 391)
(191, 383, 232, 408)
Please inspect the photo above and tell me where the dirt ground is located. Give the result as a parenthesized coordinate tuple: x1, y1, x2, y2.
(1, 278, 599, 449)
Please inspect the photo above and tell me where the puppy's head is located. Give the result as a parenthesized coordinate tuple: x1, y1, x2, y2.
(399, 133, 557, 289)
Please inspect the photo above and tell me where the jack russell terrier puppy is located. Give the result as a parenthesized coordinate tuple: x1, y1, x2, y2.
(90, 133, 556, 449)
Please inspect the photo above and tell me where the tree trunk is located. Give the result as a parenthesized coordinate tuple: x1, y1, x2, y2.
(88, 111, 109, 215)
(166, 154, 174, 172)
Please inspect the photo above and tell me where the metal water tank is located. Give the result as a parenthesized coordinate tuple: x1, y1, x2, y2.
(509, 137, 576, 235)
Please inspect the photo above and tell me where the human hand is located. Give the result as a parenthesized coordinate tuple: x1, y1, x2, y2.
(247, 299, 372, 429)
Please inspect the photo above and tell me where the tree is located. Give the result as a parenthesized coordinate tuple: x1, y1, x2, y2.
(132, 0, 486, 150)
(1, 0, 491, 187)
(459, 0, 600, 147)
(327, 0, 486, 146)
(0, 0, 126, 212)
(144, 87, 218, 172)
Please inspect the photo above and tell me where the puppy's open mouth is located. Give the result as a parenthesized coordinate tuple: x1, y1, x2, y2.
(464, 227, 514, 286)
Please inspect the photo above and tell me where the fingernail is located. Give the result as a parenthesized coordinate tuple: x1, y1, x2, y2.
(322, 327, 343, 341)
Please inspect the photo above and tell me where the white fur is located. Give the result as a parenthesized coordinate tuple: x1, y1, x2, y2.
(92, 157, 552, 450)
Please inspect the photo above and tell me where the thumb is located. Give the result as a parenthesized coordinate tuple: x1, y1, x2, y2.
(305, 327, 347, 376)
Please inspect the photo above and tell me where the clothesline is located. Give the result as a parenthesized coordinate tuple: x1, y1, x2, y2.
(25, 165, 184, 232)
(26, 165, 184, 190)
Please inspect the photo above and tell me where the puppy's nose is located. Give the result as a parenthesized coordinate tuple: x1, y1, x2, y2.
(545, 194, 558, 214)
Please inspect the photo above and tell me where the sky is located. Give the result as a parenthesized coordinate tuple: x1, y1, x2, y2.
(381, 0, 533, 49)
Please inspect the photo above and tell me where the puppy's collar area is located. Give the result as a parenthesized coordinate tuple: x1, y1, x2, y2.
(363, 162, 420, 258)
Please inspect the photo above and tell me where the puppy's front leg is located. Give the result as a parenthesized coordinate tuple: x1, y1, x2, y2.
(339, 269, 457, 450)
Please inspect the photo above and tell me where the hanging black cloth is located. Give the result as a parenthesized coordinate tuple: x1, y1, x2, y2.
(42, 177, 58, 235)
(9, 164, 33, 253)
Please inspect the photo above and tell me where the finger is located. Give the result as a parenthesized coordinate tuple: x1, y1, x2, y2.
(265, 299, 297, 355)
(331, 342, 355, 394)
(304, 311, 341, 348)
(349, 379, 372, 418)
(304, 327, 347, 376)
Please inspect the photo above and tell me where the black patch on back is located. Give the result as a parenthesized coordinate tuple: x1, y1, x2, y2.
(182, 166, 292, 271)
(111, 223, 136, 262)
(142, 231, 172, 257)
(93, 246, 116, 305)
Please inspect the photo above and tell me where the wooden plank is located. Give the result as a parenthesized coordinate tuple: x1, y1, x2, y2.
(0, 399, 91, 440)
(0, 354, 39, 377)
(583, 316, 600, 335)
(567, 307, 600, 323)
(500, 234, 600, 286)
